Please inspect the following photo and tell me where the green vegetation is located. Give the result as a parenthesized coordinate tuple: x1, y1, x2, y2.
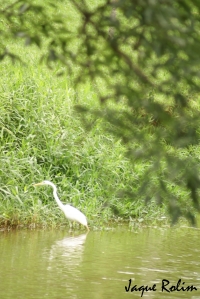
(1, 0, 200, 228)
(0, 43, 167, 229)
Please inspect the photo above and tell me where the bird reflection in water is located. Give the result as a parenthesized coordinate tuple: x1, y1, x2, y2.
(47, 233, 88, 270)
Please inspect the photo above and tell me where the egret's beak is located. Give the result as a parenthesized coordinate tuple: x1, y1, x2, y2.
(33, 182, 44, 186)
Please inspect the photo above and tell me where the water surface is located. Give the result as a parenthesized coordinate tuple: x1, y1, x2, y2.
(0, 227, 200, 299)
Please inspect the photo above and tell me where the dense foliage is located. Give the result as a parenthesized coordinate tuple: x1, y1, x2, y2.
(1, 0, 200, 225)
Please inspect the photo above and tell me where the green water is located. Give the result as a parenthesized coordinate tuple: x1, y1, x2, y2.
(0, 227, 200, 299)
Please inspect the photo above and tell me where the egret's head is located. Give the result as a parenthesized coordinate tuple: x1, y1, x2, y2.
(33, 180, 54, 187)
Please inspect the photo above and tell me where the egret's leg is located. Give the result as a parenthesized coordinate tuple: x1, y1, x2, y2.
(69, 221, 73, 231)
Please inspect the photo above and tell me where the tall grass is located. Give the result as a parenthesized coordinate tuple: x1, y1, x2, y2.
(0, 41, 168, 229)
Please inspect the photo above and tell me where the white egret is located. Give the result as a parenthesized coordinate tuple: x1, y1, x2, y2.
(33, 180, 89, 231)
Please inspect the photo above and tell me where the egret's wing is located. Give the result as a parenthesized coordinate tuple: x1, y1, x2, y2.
(63, 204, 87, 226)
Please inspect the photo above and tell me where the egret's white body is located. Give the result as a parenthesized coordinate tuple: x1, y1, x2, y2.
(34, 180, 89, 231)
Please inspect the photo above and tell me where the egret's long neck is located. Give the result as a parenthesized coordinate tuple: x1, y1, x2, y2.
(52, 186, 65, 212)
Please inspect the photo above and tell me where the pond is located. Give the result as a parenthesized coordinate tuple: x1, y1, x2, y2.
(0, 227, 200, 299)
